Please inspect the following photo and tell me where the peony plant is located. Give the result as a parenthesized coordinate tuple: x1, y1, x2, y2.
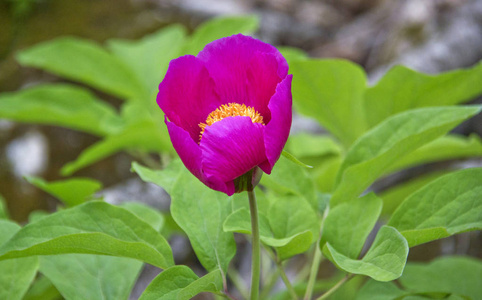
(0, 16, 481, 300)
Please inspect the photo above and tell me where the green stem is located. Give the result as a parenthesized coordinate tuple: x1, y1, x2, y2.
(304, 206, 330, 300)
(315, 275, 353, 300)
(228, 267, 248, 299)
(248, 189, 261, 300)
(276, 259, 299, 300)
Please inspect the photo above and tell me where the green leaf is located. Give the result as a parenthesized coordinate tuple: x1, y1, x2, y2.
(364, 62, 482, 127)
(177, 270, 223, 299)
(131, 159, 184, 195)
(0, 84, 123, 136)
(0, 201, 174, 269)
(139, 265, 198, 300)
(356, 280, 408, 300)
(380, 171, 448, 217)
(40, 254, 142, 300)
(121, 202, 164, 231)
(278, 46, 308, 63)
(268, 195, 319, 260)
(183, 15, 259, 55)
(0, 220, 39, 300)
(260, 155, 317, 209)
(332, 106, 482, 206)
(388, 168, 482, 247)
(323, 226, 409, 281)
(170, 170, 236, 274)
(0, 193, 8, 219)
(108, 25, 186, 95)
(61, 121, 172, 176)
(281, 150, 313, 168)
(291, 59, 368, 146)
(400, 256, 482, 300)
(386, 134, 482, 174)
(17, 37, 145, 99)
(25, 176, 102, 207)
(321, 193, 382, 259)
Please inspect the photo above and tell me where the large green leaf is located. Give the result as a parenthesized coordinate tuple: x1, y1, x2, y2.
(61, 121, 172, 175)
(0, 84, 123, 136)
(177, 270, 223, 299)
(0, 220, 39, 300)
(331, 106, 481, 206)
(0, 201, 174, 269)
(286, 134, 342, 159)
(25, 176, 102, 207)
(321, 193, 382, 259)
(388, 168, 482, 247)
(182, 15, 259, 55)
(290, 59, 368, 146)
(17, 38, 145, 99)
(323, 226, 409, 281)
(131, 159, 184, 195)
(37, 202, 164, 300)
(386, 134, 482, 174)
(260, 155, 317, 209)
(39, 254, 142, 300)
(400, 256, 482, 300)
(170, 171, 236, 274)
(364, 62, 482, 127)
(108, 24, 186, 95)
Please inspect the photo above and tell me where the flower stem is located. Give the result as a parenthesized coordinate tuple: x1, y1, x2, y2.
(315, 275, 353, 300)
(248, 189, 261, 300)
(276, 259, 299, 300)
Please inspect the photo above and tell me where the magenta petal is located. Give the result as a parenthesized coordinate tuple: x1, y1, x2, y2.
(264, 75, 293, 172)
(197, 34, 288, 118)
(200, 116, 267, 183)
(158, 55, 221, 142)
(166, 119, 231, 194)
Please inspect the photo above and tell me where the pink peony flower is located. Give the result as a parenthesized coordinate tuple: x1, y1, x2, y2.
(157, 34, 292, 195)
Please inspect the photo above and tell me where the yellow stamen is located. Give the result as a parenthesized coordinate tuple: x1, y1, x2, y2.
(199, 103, 264, 139)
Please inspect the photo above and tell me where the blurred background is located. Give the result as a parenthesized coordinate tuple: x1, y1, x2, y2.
(0, 0, 481, 298)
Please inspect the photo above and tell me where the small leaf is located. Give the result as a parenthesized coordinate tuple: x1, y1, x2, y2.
(25, 176, 102, 207)
(121, 202, 164, 231)
(323, 226, 409, 281)
(0, 84, 123, 136)
(139, 265, 198, 300)
(131, 159, 184, 194)
(17, 37, 145, 99)
(400, 256, 482, 300)
(23, 275, 61, 300)
(332, 106, 482, 206)
(321, 193, 382, 259)
(183, 15, 259, 55)
(177, 270, 223, 299)
(40, 254, 142, 300)
(108, 24, 186, 95)
(61, 121, 172, 176)
(261, 155, 317, 209)
(388, 168, 482, 247)
(170, 170, 236, 274)
(0, 201, 174, 269)
(0, 220, 39, 300)
(291, 59, 368, 147)
(281, 150, 313, 168)
(365, 62, 482, 127)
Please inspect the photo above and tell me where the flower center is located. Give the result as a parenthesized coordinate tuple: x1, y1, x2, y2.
(199, 103, 264, 139)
